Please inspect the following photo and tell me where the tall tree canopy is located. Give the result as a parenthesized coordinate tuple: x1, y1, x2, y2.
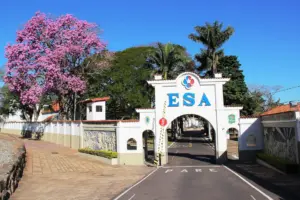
(249, 85, 282, 112)
(83, 46, 155, 119)
(149, 43, 194, 80)
(216, 56, 264, 116)
(4, 12, 105, 120)
(189, 21, 234, 75)
(218, 56, 248, 105)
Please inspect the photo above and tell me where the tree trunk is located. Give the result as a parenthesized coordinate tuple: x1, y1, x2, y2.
(212, 53, 218, 74)
(32, 104, 41, 122)
(73, 92, 77, 120)
(163, 71, 167, 80)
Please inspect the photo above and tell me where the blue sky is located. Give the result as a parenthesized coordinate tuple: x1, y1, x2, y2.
(1, 0, 299, 102)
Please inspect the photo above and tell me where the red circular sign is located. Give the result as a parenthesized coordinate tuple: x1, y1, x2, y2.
(159, 118, 167, 126)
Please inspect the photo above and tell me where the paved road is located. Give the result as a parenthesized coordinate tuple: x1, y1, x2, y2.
(167, 130, 215, 166)
(114, 131, 279, 200)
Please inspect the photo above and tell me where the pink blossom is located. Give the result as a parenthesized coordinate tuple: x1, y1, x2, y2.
(4, 12, 105, 106)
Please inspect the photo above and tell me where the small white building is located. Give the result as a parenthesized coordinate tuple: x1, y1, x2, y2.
(81, 97, 110, 120)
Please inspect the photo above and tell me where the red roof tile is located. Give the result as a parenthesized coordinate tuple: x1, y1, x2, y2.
(260, 104, 300, 116)
(52, 102, 60, 112)
(80, 96, 110, 104)
(42, 102, 60, 114)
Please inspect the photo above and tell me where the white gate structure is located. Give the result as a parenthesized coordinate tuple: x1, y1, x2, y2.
(117, 72, 252, 165)
(1, 72, 265, 165)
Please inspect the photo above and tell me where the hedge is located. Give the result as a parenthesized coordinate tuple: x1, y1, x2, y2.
(257, 152, 298, 174)
(78, 148, 118, 159)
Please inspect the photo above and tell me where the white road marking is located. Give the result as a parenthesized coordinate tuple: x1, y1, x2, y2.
(163, 168, 219, 173)
(113, 168, 159, 200)
(209, 168, 218, 172)
(162, 165, 220, 168)
(250, 195, 256, 200)
(223, 165, 274, 200)
(168, 142, 175, 148)
(128, 194, 135, 200)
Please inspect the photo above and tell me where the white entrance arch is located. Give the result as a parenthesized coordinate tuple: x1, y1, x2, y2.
(147, 72, 243, 164)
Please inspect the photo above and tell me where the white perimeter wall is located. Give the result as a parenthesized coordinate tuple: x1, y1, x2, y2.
(239, 118, 263, 151)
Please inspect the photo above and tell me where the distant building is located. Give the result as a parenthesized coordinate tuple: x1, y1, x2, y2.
(260, 102, 300, 164)
(80, 97, 110, 120)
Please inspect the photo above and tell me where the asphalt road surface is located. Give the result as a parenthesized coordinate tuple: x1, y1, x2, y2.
(114, 131, 279, 200)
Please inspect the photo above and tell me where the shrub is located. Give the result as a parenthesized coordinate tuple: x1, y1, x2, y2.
(257, 152, 298, 174)
(78, 148, 118, 159)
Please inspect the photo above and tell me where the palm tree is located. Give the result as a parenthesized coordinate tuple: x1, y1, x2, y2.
(149, 43, 193, 80)
(189, 21, 234, 75)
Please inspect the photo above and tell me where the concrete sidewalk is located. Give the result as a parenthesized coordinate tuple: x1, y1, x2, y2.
(8, 136, 153, 200)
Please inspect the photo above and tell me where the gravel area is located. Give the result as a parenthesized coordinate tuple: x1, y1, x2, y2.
(0, 140, 14, 167)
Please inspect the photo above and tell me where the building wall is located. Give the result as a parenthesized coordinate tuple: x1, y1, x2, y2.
(82, 123, 117, 151)
(136, 109, 155, 134)
(1, 121, 82, 149)
(239, 118, 263, 161)
(262, 117, 299, 164)
(116, 121, 144, 165)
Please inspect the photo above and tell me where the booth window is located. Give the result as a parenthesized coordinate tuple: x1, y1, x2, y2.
(88, 106, 92, 112)
(96, 105, 102, 112)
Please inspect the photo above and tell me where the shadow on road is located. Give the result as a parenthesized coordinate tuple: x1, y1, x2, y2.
(225, 160, 300, 200)
(174, 138, 212, 144)
(168, 152, 216, 164)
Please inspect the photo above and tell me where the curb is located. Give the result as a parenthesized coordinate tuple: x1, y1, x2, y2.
(76, 152, 118, 165)
(256, 158, 286, 175)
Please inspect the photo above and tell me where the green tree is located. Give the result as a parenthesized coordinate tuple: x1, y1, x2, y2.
(216, 56, 262, 116)
(149, 43, 194, 80)
(82, 46, 155, 119)
(249, 85, 282, 112)
(0, 85, 54, 121)
(218, 56, 248, 104)
(247, 90, 265, 115)
(189, 21, 234, 75)
(0, 86, 19, 118)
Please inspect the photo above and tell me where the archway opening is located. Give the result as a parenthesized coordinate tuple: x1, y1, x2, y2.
(226, 128, 239, 160)
(127, 138, 137, 150)
(143, 130, 155, 163)
(166, 114, 216, 165)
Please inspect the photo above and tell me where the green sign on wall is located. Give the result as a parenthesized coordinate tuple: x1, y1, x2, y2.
(228, 114, 235, 124)
(145, 116, 150, 125)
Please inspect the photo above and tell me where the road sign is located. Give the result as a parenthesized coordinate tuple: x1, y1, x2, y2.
(159, 118, 167, 126)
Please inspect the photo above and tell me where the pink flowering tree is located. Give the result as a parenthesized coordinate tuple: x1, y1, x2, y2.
(4, 12, 105, 121)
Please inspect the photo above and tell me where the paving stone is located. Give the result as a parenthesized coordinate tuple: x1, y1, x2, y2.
(10, 139, 153, 200)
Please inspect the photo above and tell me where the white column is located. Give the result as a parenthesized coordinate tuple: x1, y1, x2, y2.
(80, 122, 84, 148)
